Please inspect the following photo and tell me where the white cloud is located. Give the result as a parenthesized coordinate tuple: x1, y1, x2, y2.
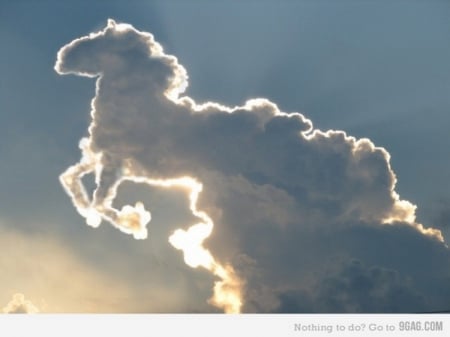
(54, 19, 450, 313)
(2, 293, 38, 314)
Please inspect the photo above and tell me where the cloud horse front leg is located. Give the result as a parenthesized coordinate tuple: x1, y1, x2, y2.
(91, 154, 151, 240)
(60, 137, 150, 239)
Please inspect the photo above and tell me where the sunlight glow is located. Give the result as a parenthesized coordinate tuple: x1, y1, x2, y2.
(59, 138, 243, 313)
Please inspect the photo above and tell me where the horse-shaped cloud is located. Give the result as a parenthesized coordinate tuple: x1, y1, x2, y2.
(55, 19, 444, 313)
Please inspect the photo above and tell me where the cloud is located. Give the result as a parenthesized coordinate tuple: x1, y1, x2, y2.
(276, 259, 427, 313)
(54, 19, 450, 313)
(3, 293, 38, 314)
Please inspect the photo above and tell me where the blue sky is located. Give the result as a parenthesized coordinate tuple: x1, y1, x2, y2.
(1, 0, 450, 313)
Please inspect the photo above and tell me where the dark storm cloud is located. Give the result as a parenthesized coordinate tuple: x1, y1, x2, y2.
(54, 19, 449, 313)
(240, 222, 450, 313)
(277, 259, 426, 313)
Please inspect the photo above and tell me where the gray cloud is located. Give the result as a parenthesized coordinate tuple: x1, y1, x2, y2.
(241, 221, 450, 313)
(54, 19, 449, 313)
(276, 259, 427, 313)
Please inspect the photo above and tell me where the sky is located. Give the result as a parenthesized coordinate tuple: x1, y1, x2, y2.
(1, 0, 450, 313)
